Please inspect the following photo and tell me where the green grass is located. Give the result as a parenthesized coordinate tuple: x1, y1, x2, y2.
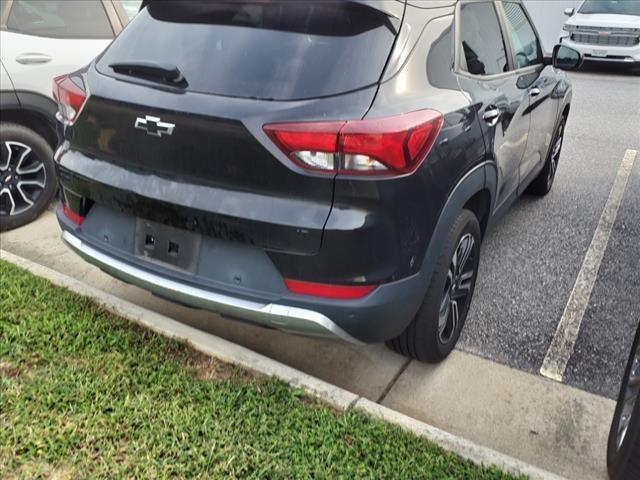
(0, 260, 519, 479)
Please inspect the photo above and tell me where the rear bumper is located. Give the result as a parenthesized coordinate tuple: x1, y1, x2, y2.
(61, 230, 362, 343)
(57, 204, 427, 344)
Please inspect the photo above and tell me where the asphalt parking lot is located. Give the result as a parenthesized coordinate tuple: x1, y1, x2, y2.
(460, 65, 640, 399)
(1, 66, 638, 480)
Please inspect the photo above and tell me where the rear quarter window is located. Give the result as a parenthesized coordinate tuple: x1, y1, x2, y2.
(96, 1, 396, 100)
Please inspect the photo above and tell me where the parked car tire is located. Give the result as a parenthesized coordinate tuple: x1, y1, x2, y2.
(607, 323, 640, 480)
(0, 123, 56, 231)
(527, 116, 566, 196)
(386, 209, 481, 363)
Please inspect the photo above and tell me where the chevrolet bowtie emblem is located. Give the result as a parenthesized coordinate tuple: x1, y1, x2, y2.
(134, 115, 175, 137)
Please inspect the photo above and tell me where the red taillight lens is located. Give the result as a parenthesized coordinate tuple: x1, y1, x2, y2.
(53, 74, 87, 124)
(284, 279, 377, 300)
(264, 121, 345, 172)
(62, 203, 85, 225)
(264, 110, 443, 176)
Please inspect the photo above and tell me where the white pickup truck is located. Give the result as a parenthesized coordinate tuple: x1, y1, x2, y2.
(560, 0, 640, 70)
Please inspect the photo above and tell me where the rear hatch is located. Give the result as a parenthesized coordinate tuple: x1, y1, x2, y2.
(64, 0, 400, 254)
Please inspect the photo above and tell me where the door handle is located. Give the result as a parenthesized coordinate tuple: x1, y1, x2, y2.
(482, 108, 501, 127)
(529, 87, 541, 97)
(16, 53, 52, 65)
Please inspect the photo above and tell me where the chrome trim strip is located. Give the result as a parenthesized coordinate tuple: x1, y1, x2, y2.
(61, 231, 362, 344)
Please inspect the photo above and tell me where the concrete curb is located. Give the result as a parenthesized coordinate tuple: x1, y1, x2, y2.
(1, 248, 565, 479)
(353, 398, 565, 480)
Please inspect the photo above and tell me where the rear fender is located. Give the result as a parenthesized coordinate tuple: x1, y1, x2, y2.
(415, 161, 494, 297)
(356, 161, 493, 342)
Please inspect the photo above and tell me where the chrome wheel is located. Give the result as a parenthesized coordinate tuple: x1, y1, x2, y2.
(616, 343, 640, 451)
(547, 121, 564, 189)
(438, 233, 476, 344)
(0, 141, 47, 217)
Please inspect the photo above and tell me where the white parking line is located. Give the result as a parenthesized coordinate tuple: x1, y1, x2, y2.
(540, 148, 637, 382)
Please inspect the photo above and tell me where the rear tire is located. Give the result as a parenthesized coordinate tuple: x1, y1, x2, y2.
(607, 324, 640, 480)
(0, 123, 56, 231)
(386, 209, 481, 363)
(527, 116, 565, 196)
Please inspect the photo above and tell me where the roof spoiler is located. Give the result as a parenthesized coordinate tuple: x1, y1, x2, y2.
(140, 1, 406, 20)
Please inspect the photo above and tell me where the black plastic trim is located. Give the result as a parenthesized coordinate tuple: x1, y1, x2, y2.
(0, 89, 20, 109)
(13, 90, 58, 125)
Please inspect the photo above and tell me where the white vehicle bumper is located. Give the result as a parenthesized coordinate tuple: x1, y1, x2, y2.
(560, 35, 640, 64)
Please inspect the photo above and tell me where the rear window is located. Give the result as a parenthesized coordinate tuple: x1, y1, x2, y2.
(97, 1, 396, 101)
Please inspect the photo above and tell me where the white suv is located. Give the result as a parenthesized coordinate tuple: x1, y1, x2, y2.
(560, 0, 640, 69)
(0, 0, 139, 230)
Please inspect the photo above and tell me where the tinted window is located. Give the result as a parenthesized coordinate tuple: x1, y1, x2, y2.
(459, 2, 508, 76)
(7, 0, 113, 38)
(97, 1, 396, 101)
(503, 2, 542, 69)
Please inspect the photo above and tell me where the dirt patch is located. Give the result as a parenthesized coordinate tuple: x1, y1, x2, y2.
(186, 349, 258, 383)
(3, 462, 75, 480)
(0, 361, 20, 379)
(49, 467, 75, 480)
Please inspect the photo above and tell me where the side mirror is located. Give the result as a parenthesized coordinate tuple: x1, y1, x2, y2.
(564, 7, 575, 16)
(553, 45, 583, 70)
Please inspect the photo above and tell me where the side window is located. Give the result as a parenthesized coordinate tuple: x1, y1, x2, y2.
(459, 2, 508, 76)
(7, 0, 114, 38)
(502, 2, 543, 69)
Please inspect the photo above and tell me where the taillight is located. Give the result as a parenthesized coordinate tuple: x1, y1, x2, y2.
(53, 74, 87, 124)
(62, 203, 85, 225)
(284, 279, 377, 300)
(264, 110, 443, 176)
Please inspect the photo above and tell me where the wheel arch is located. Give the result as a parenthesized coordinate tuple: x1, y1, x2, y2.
(385, 163, 491, 356)
(463, 189, 492, 239)
(416, 161, 494, 294)
(1, 91, 58, 149)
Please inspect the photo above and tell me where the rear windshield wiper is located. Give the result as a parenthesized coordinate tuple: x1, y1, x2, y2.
(109, 61, 188, 88)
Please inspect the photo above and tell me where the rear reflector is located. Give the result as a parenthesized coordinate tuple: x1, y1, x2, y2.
(62, 204, 85, 225)
(285, 279, 377, 299)
(264, 110, 443, 176)
(53, 74, 87, 124)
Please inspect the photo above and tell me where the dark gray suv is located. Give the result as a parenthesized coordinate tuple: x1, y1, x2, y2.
(54, 0, 582, 362)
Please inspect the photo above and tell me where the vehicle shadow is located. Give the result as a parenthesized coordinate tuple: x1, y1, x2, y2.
(576, 61, 639, 76)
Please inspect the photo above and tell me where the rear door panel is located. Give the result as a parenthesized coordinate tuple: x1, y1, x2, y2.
(458, 74, 530, 209)
(0, 0, 114, 99)
(454, 1, 530, 210)
(0, 30, 110, 99)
